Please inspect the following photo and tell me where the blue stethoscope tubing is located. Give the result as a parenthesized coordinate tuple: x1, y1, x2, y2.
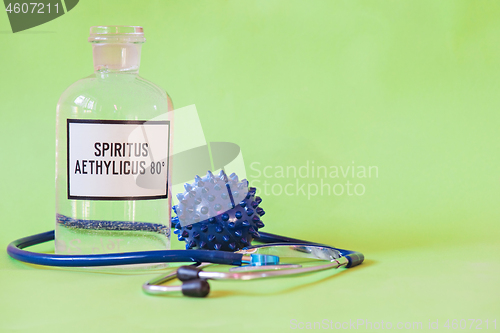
(7, 230, 364, 268)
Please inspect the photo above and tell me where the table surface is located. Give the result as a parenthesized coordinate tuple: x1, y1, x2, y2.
(2, 238, 499, 332)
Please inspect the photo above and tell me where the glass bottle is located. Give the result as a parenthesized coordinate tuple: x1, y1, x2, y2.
(55, 26, 173, 259)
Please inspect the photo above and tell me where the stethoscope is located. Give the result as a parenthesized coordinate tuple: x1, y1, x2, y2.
(7, 230, 364, 297)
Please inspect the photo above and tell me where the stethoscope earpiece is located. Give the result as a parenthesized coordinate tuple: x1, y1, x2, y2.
(177, 265, 203, 281)
(181, 279, 210, 298)
(178, 266, 211, 298)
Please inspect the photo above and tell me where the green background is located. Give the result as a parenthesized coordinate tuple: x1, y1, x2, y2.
(1, 0, 499, 332)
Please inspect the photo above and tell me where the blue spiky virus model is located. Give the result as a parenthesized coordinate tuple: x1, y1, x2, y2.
(171, 170, 265, 251)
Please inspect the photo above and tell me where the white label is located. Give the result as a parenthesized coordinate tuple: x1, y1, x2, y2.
(67, 119, 170, 200)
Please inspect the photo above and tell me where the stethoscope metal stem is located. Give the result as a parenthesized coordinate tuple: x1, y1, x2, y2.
(143, 263, 212, 295)
(142, 257, 349, 296)
(197, 257, 348, 281)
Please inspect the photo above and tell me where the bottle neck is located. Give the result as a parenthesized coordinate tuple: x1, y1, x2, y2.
(92, 43, 142, 74)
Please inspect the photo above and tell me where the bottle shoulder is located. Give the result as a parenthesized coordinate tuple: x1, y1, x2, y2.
(57, 73, 171, 119)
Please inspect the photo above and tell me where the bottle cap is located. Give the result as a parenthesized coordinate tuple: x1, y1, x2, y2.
(89, 26, 145, 43)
